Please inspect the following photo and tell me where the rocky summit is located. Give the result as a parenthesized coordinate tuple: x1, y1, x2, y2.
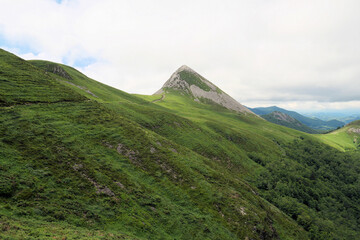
(154, 65, 255, 115)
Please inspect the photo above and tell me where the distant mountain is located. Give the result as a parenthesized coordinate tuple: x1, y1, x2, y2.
(154, 65, 255, 115)
(303, 112, 360, 124)
(339, 115, 360, 124)
(250, 106, 344, 130)
(262, 111, 319, 134)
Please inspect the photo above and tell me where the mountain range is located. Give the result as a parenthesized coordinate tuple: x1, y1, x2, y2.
(1, 48, 360, 239)
(250, 106, 345, 131)
(303, 112, 360, 124)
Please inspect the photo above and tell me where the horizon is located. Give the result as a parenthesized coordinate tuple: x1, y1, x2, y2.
(1, 0, 360, 112)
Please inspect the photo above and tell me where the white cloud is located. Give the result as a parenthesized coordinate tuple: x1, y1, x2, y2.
(0, 0, 360, 111)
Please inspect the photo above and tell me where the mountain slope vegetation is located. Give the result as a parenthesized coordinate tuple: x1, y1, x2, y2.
(1, 49, 359, 239)
(1, 49, 306, 239)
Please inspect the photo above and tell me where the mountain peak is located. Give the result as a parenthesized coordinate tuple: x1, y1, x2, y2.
(154, 66, 255, 115)
(176, 65, 194, 72)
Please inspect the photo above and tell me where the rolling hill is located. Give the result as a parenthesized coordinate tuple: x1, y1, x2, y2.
(1, 48, 360, 239)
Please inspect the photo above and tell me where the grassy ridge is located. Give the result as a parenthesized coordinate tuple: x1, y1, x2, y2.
(0, 49, 85, 106)
(29, 60, 147, 104)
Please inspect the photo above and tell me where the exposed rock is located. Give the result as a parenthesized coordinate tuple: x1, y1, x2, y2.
(46, 64, 72, 80)
(348, 127, 360, 134)
(155, 159, 179, 180)
(169, 148, 178, 153)
(71, 163, 115, 197)
(238, 207, 247, 216)
(154, 65, 255, 115)
(93, 184, 115, 197)
(58, 79, 98, 98)
(115, 181, 125, 189)
(116, 144, 138, 161)
(102, 141, 114, 149)
(85, 90, 98, 98)
(72, 163, 83, 171)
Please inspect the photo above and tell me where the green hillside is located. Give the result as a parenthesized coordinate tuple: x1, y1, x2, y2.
(0, 49, 85, 106)
(135, 92, 360, 240)
(1, 49, 360, 239)
(1, 50, 306, 239)
(316, 120, 360, 151)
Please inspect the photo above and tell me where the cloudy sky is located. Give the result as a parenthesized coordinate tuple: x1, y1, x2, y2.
(1, 0, 360, 112)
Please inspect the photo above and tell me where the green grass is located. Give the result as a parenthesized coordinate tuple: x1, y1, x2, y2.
(0, 101, 306, 239)
(315, 121, 360, 151)
(1, 54, 308, 239)
(0, 49, 85, 106)
(1, 50, 360, 239)
(178, 70, 212, 92)
(29, 60, 147, 104)
(132, 93, 360, 239)
(0, 215, 136, 240)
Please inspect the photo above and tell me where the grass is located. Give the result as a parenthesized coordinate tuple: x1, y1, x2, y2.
(1, 53, 308, 239)
(178, 70, 212, 92)
(1, 49, 360, 239)
(315, 121, 360, 151)
(0, 49, 85, 106)
(0, 100, 306, 239)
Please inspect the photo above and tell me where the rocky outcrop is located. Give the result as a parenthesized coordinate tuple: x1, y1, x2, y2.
(154, 65, 255, 115)
(46, 64, 72, 80)
(348, 127, 360, 134)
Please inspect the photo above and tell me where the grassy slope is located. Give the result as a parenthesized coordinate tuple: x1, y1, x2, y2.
(29, 60, 146, 104)
(0, 49, 85, 106)
(0, 53, 309, 239)
(134, 93, 360, 239)
(316, 121, 360, 151)
(30, 59, 360, 238)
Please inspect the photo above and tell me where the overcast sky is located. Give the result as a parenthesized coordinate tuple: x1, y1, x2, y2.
(1, 0, 360, 111)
